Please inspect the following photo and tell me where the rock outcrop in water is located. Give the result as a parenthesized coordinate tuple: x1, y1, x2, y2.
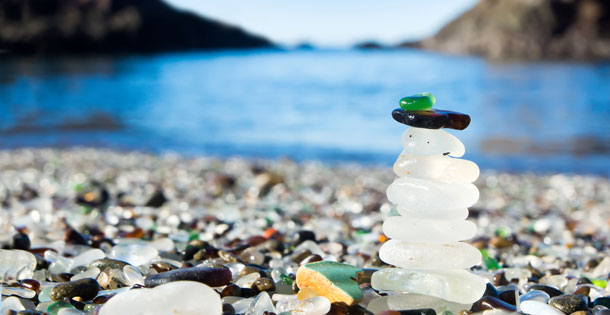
(0, 0, 273, 55)
(401, 0, 610, 61)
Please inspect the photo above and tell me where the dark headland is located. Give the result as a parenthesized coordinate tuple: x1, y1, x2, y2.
(0, 0, 273, 55)
(400, 0, 610, 61)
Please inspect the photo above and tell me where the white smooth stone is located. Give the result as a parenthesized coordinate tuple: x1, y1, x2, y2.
(109, 243, 159, 266)
(0, 296, 25, 313)
(2, 286, 36, 299)
(233, 298, 254, 314)
(387, 293, 471, 314)
(0, 250, 36, 279)
(393, 152, 479, 183)
(122, 265, 144, 287)
(99, 281, 221, 315)
(401, 127, 465, 157)
(71, 267, 101, 281)
(58, 308, 86, 315)
(379, 240, 482, 270)
(236, 272, 261, 288)
(366, 296, 390, 314)
(386, 177, 479, 210)
(519, 290, 550, 304)
(371, 268, 487, 304)
(383, 216, 477, 243)
(149, 238, 174, 252)
(72, 249, 105, 267)
(397, 206, 469, 220)
(520, 300, 565, 315)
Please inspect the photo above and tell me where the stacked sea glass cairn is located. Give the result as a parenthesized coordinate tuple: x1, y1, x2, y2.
(371, 93, 487, 304)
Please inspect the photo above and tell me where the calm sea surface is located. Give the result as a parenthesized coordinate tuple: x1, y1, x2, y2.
(0, 49, 609, 175)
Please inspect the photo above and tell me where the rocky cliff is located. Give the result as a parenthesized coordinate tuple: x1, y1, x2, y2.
(402, 0, 610, 60)
(0, 0, 273, 54)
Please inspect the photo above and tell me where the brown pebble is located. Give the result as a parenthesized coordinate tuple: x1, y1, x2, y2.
(221, 284, 242, 297)
(222, 303, 236, 315)
(218, 250, 241, 263)
(18, 279, 41, 293)
(570, 311, 591, 315)
(573, 286, 590, 296)
(490, 236, 513, 248)
(458, 311, 472, 315)
(498, 289, 518, 306)
(477, 296, 517, 312)
(241, 266, 263, 277)
(493, 271, 509, 286)
(254, 278, 275, 292)
(291, 249, 312, 264)
(151, 261, 176, 273)
(92, 295, 113, 304)
(356, 269, 376, 284)
(327, 302, 349, 315)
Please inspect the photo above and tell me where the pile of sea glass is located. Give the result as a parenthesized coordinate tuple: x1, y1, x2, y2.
(372, 93, 487, 304)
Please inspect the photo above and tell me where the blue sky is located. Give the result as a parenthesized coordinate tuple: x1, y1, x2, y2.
(165, 0, 478, 47)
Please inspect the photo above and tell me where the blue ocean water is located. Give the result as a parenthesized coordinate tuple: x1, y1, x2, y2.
(0, 49, 609, 175)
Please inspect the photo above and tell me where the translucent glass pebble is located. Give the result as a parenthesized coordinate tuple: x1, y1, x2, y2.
(386, 177, 479, 211)
(379, 240, 482, 270)
(371, 268, 487, 304)
(236, 272, 261, 288)
(72, 249, 106, 268)
(109, 243, 159, 266)
(246, 291, 276, 315)
(382, 216, 477, 243)
(401, 128, 465, 157)
(520, 300, 565, 315)
(122, 265, 145, 287)
(0, 296, 25, 314)
(397, 206, 469, 220)
(291, 296, 331, 315)
(71, 268, 101, 282)
(393, 153, 479, 183)
(387, 293, 472, 314)
(99, 281, 221, 315)
(0, 249, 36, 279)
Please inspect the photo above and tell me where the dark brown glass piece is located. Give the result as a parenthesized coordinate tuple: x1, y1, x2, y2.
(392, 108, 471, 130)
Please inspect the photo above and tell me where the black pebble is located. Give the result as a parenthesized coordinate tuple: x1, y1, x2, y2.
(392, 108, 471, 130)
(144, 266, 232, 288)
(12, 232, 31, 250)
(293, 230, 316, 245)
(49, 278, 100, 301)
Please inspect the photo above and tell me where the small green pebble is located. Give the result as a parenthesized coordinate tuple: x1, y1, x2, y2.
(47, 301, 76, 315)
(496, 228, 508, 238)
(592, 279, 607, 288)
(483, 256, 501, 270)
(399, 92, 435, 111)
(280, 274, 293, 285)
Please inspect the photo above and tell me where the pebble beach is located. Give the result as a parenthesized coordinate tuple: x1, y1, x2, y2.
(1, 148, 610, 315)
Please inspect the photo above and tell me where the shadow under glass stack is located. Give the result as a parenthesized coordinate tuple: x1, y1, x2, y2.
(371, 93, 487, 305)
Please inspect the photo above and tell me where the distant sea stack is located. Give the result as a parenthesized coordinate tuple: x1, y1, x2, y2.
(401, 0, 610, 61)
(0, 0, 273, 55)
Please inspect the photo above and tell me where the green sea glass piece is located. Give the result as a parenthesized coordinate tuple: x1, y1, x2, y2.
(296, 261, 363, 305)
(47, 300, 76, 315)
(399, 93, 435, 111)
